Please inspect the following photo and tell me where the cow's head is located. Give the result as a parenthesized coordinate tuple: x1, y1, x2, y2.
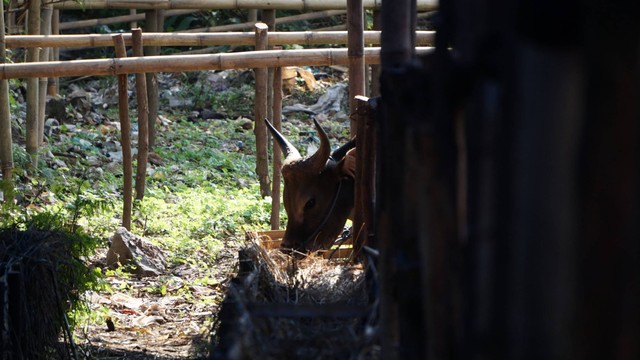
(265, 119, 356, 253)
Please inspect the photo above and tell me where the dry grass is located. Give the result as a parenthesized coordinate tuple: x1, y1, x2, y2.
(211, 232, 379, 359)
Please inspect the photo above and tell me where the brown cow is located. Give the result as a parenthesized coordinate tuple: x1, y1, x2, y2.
(265, 119, 356, 253)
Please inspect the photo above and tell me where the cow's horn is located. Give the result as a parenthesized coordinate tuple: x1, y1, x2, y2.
(307, 118, 331, 172)
(264, 118, 301, 162)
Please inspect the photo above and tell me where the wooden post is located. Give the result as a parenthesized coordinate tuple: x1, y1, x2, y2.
(25, 0, 41, 170)
(144, 10, 163, 149)
(353, 95, 376, 256)
(48, 9, 60, 96)
(112, 34, 133, 230)
(270, 64, 283, 230)
(370, 10, 381, 97)
(248, 9, 258, 23)
(132, 28, 149, 201)
(254, 22, 271, 198)
(37, 4, 53, 146)
(1, 0, 14, 203)
(262, 10, 276, 128)
(347, 0, 365, 135)
(129, 9, 137, 28)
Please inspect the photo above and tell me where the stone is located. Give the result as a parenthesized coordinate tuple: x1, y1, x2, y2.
(106, 227, 167, 277)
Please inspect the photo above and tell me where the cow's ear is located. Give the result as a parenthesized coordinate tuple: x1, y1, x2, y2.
(337, 148, 356, 179)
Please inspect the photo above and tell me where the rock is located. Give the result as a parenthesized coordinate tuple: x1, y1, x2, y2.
(45, 94, 67, 120)
(106, 227, 167, 277)
(68, 87, 93, 114)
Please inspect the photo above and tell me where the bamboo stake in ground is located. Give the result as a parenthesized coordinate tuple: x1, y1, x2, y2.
(48, 9, 60, 96)
(25, 0, 41, 170)
(263, 10, 276, 126)
(254, 22, 271, 198)
(144, 10, 163, 149)
(112, 34, 133, 230)
(132, 28, 149, 201)
(37, 5, 53, 146)
(1, 0, 14, 203)
(347, 0, 365, 135)
(270, 65, 283, 230)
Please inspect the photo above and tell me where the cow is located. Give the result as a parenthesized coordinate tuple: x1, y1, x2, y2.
(265, 118, 356, 253)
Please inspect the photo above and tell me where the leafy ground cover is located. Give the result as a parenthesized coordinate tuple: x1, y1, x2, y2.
(1, 67, 350, 358)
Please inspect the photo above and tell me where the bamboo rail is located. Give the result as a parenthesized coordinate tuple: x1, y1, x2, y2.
(47, 0, 438, 11)
(0, 47, 434, 80)
(184, 10, 346, 33)
(5, 31, 435, 48)
(59, 9, 196, 30)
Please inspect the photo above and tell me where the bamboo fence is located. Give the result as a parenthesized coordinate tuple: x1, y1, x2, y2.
(5, 31, 435, 49)
(0, 47, 434, 80)
(45, 0, 438, 11)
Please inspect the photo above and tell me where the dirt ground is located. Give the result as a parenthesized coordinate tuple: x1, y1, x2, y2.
(74, 244, 241, 359)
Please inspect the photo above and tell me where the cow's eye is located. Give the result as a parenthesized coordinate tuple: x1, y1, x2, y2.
(304, 198, 316, 210)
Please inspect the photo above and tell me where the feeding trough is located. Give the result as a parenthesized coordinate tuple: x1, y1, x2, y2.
(210, 230, 378, 359)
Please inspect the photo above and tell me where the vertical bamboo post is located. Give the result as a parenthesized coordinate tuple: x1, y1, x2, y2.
(379, 0, 418, 357)
(112, 34, 133, 230)
(353, 95, 375, 256)
(1, 0, 14, 203)
(129, 9, 137, 28)
(347, 0, 365, 135)
(254, 22, 271, 198)
(270, 64, 283, 230)
(248, 9, 258, 23)
(48, 9, 60, 96)
(132, 28, 149, 201)
(370, 10, 381, 97)
(262, 10, 276, 127)
(37, 4, 53, 146)
(7, 0, 17, 34)
(25, 0, 41, 170)
(144, 10, 163, 149)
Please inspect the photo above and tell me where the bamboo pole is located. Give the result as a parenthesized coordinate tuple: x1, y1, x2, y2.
(0, 47, 435, 80)
(37, 4, 53, 146)
(59, 9, 195, 30)
(112, 34, 133, 231)
(25, 0, 41, 170)
(1, 0, 14, 203)
(263, 10, 275, 131)
(144, 10, 163, 149)
(48, 8, 60, 96)
(353, 95, 374, 257)
(50, 0, 438, 11)
(370, 10, 381, 97)
(129, 9, 137, 28)
(270, 65, 283, 230)
(132, 29, 148, 201)
(347, 0, 365, 134)
(5, 31, 436, 48)
(254, 22, 270, 198)
(7, 0, 18, 34)
(186, 9, 346, 33)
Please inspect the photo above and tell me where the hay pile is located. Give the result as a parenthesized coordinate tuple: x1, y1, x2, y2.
(212, 232, 379, 359)
(0, 227, 97, 359)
